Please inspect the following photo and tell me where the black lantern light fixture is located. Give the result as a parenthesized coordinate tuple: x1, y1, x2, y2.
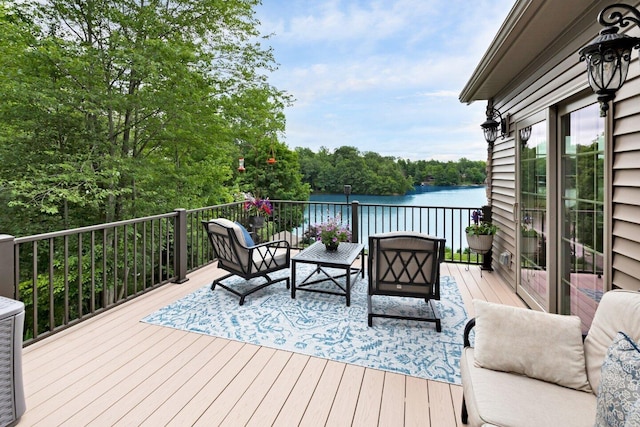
(343, 184, 352, 204)
(519, 126, 532, 148)
(480, 105, 507, 145)
(579, 3, 640, 117)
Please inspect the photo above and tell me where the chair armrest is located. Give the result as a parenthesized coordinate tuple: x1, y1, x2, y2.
(463, 318, 476, 347)
(252, 239, 290, 249)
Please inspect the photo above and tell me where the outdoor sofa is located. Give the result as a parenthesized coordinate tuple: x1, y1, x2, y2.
(461, 289, 640, 427)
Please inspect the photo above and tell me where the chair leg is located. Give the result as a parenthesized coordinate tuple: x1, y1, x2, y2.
(461, 396, 468, 424)
(429, 299, 442, 332)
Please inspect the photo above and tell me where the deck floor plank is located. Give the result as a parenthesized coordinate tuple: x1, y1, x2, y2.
(193, 346, 278, 426)
(64, 331, 206, 426)
(139, 339, 245, 426)
(427, 380, 457, 427)
(219, 349, 293, 427)
(272, 356, 328, 426)
(110, 336, 230, 427)
(351, 368, 385, 427)
(246, 353, 310, 427)
(166, 343, 261, 426)
(324, 364, 366, 427)
(299, 360, 346, 427)
(405, 376, 430, 427)
(378, 372, 406, 427)
(17, 261, 526, 427)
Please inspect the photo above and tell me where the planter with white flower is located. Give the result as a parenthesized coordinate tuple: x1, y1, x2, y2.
(465, 221, 499, 254)
(521, 225, 539, 256)
(465, 209, 498, 255)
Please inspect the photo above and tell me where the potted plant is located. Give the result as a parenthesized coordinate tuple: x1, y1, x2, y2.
(521, 225, 539, 255)
(242, 193, 273, 228)
(466, 210, 498, 253)
(314, 214, 351, 251)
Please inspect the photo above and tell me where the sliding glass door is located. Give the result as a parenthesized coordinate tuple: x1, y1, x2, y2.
(559, 103, 605, 331)
(519, 121, 548, 310)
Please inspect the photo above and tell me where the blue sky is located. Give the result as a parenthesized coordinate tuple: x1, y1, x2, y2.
(255, 0, 515, 161)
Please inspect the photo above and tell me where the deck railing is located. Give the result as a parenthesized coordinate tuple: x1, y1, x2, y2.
(0, 200, 483, 345)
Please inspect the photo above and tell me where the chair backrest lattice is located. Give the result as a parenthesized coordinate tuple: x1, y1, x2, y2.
(369, 231, 446, 300)
(203, 218, 290, 278)
(204, 219, 251, 274)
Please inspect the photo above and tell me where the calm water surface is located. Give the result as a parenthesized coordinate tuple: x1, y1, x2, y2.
(310, 185, 487, 207)
(303, 186, 488, 250)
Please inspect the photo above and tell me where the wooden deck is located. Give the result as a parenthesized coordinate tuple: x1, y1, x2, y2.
(18, 261, 525, 426)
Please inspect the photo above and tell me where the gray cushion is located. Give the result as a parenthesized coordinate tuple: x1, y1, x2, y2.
(594, 332, 640, 427)
(473, 299, 591, 391)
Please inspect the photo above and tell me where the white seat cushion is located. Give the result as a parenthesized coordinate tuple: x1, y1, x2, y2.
(461, 347, 597, 427)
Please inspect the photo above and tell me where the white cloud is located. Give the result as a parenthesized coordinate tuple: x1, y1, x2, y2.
(256, 0, 515, 161)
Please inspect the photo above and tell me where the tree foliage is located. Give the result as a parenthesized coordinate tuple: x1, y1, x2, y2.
(1, 1, 313, 339)
(0, 0, 307, 237)
(296, 146, 486, 195)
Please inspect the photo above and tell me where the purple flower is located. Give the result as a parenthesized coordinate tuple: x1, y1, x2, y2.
(471, 209, 482, 225)
(314, 213, 351, 245)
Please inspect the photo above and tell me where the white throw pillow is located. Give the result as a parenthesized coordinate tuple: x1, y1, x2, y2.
(473, 299, 592, 392)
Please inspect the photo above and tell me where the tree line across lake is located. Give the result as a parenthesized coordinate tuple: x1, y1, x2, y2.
(297, 146, 486, 195)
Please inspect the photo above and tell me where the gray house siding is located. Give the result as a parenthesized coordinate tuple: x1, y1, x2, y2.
(488, 137, 516, 287)
(612, 68, 640, 291)
(462, 0, 640, 307)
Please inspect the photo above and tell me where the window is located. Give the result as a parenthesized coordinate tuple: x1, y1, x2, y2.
(559, 103, 605, 331)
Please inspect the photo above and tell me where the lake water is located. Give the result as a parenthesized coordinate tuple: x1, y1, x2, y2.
(303, 186, 488, 251)
(309, 185, 487, 207)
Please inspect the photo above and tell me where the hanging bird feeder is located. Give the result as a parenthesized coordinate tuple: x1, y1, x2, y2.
(238, 157, 246, 172)
(267, 144, 277, 165)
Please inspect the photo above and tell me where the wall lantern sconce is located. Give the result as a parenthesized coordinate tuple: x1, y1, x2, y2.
(480, 105, 508, 145)
(579, 3, 640, 117)
(519, 126, 532, 148)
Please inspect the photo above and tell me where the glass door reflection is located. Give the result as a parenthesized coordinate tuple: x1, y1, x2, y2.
(519, 121, 548, 309)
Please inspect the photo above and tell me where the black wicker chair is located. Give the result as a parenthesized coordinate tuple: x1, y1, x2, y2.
(368, 231, 446, 331)
(203, 218, 290, 305)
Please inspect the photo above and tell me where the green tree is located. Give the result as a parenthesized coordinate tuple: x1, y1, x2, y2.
(0, 0, 289, 237)
(296, 146, 413, 195)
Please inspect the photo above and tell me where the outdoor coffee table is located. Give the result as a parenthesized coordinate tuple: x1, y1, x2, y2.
(291, 241, 365, 306)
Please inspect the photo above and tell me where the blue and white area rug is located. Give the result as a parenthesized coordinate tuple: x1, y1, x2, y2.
(141, 265, 468, 384)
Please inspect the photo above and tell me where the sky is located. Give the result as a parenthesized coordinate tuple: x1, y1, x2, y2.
(255, 0, 516, 162)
